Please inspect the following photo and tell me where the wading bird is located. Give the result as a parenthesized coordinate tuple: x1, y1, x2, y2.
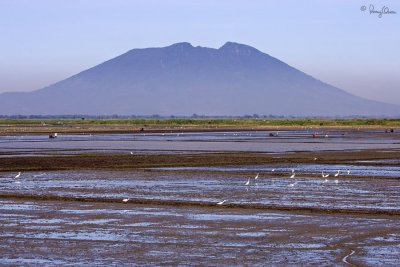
(217, 200, 226, 205)
(15, 172, 21, 178)
(322, 171, 329, 178)
(245, 178, 251, 186)
(122, 198, 129, 203)
(255, 173, 259, 180)
(334, 170, 340, 177)
(290, 173, 295, 179)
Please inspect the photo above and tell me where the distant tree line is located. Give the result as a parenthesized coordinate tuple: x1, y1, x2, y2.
(0, 114, 392, 119)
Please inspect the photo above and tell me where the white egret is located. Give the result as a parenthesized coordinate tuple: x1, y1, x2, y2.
(122, 198, 129, 203)
(245, 178, 250, 186)
(334, 170, 340, 177)
(342, 250, 356, 265)
(15, 172, 21, 178)
(217, 200, 226, 205)
(255, 173, 259, 180)
(322, 171, 329, 178)
(290, 173, 295, 179)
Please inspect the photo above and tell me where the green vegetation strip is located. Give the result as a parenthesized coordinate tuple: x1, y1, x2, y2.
(1, 118, 400, 127)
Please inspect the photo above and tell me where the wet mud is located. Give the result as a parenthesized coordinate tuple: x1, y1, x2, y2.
(1, 127, 399, 265)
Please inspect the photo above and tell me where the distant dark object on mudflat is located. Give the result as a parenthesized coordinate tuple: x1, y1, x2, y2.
(385, 128, 395, 133)
(269, 132, 278, 137)
(49, 133, 58, 138)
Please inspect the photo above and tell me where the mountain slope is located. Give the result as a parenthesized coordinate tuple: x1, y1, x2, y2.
(1, 42, 399, 116)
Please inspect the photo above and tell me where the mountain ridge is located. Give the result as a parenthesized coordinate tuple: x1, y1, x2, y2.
(0, 42, 399, 117)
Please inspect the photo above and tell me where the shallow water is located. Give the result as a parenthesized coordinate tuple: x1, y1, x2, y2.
(1, 129, 400, 265)
(0, 199, 399, 266)
(1, 130, 400, 155)
(1, 170, 399, 212)
(155, 163, 400, 177)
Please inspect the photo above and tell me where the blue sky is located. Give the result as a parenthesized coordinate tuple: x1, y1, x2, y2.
(0, 0, 399, 104)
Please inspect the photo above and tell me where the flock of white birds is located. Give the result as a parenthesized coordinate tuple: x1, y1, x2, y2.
(217, 167, 351, 205)
(11, 167, 351, 206)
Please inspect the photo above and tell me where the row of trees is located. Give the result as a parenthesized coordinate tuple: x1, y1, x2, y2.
(0, 114, 374, 120)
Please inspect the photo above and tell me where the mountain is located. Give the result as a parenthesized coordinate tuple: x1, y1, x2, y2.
(1, 42, 399, 116)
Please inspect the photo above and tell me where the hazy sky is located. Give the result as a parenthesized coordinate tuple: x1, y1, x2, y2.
(0, 0, 399, 104)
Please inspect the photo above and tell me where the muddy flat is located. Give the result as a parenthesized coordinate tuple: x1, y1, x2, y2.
(0, 127, 399, 265)
(1, 199, 399, 266)
(1, 129, 400, 156)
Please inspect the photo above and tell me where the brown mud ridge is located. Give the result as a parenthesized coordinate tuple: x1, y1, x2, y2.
(2, 194, 400, 217)
(1, 149, 400, 172)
